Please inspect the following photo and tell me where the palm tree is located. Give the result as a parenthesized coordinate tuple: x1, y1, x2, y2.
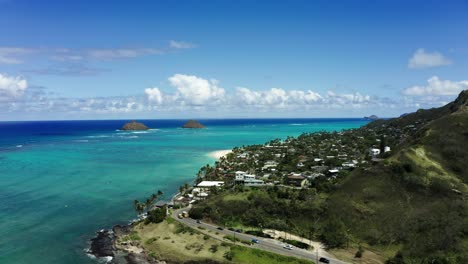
(157, 190, 163, 196)
(134, 200, 144, 215)
(145, 198, 152, 210)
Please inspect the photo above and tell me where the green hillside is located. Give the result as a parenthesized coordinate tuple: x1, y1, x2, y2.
(190, 90, 468, 264)
(325, 90, 468, 263)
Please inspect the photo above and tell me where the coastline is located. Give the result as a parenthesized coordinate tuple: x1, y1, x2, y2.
(207, 149, 232, 159)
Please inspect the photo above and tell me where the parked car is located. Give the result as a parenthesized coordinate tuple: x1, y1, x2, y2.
(251, 239, 259, 244)
(319, 257, 330, 263)
(217, 227, 224, 230)
(228, 227, 235, 231)
(196, 220, 201, 224)
(235, 229, 243, 233)
(283, 244, 293, 250)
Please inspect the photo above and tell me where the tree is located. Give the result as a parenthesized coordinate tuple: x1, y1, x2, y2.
(320, 218, 348, 248)
(134, 200, 144, 215)
(380, 135, 386, 155)
(146, 206, 167, 223)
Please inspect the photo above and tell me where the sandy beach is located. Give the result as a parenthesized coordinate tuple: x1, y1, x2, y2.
(207, 149, 232, 159)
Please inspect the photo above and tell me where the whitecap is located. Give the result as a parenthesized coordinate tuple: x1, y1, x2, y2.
(119, 135, 139, 139)
(16, 145, 23, 148)
(87, 135, 110, 138)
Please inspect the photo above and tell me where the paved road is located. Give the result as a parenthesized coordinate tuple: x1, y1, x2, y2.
(172, 208, 348, 264)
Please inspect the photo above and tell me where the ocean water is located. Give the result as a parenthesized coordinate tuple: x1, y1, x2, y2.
(0, 119, 368, 264)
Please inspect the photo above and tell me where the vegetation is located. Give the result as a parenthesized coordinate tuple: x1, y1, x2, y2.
(123, 216, 315, 264)
(229, 245, 314, 264)
(279, 238, 311, 249)
(133, 189, 164, 215)
(190, 90, 468, 263)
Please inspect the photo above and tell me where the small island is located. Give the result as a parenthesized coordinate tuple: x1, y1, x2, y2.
(120, 121, 149, 131)
(182, 120, 205, 129)
(364, 115, 379, 121)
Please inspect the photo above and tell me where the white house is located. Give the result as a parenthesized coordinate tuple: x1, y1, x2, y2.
(197, 181, 224, 187)
(235, 171, 246, 180)
(342, 162, 356, 168)
(244, 178, 265, 186)
(384, 146, 391, 152)
(369, 148, 380, 156)
(244, 174, 256, 180)
(235, 172, 264, 186)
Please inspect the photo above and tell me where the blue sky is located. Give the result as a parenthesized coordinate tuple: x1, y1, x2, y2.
(0, 0, 467, 120)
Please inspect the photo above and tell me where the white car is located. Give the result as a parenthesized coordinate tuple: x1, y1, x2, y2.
(283, 244, 293, 250)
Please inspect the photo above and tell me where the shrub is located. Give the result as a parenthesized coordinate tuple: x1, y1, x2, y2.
(223, 250, 234, 261)
(355, 245, 364, 258)
(146, 206, 167, 224)
(209, 244, 218, 253)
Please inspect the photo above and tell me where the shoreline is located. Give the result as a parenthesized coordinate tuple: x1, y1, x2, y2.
(207, 149, 232, 159)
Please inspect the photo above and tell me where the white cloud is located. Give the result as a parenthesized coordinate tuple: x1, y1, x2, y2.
(0, 47, 34, 64)
(169, 40, 196, 49)
(235, 87, 377, 110)
(288, 90, 322, 104)
(0, 45, 181, 64)
(86, 48, 163, 60)
(0, 73, 398, 118)
(408, 48, 452, 69)
(236, 87, 261, 105)
(168, 74, 225, 105)
(145, 87, 164, 104)
(0, 73, 28, 100)
(402, 76, 468, 96)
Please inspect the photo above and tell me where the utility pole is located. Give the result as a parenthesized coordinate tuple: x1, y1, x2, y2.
(316, 247, 319, 264)
(233, 230, 236, 245)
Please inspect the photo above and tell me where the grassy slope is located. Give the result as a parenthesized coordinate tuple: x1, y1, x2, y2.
(192, 91, 468, 263)
(326, 92, 468, 262)
(130, 218, 315, 264)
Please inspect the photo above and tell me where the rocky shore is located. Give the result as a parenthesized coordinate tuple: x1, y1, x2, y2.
(88, 224, 165, 264)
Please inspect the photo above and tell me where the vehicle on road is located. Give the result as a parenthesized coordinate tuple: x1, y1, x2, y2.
(217, 227, 224, 230)
(251, 239, 259, 244)
(235, 229, 243, 233)
(283, 244, 293, 250)
(228, 227, 235, 231)
(319, 257, 330, 263)
(196, 220, 201, 224)
(182, 211, 189, 218)
(177, 214, 183, 219)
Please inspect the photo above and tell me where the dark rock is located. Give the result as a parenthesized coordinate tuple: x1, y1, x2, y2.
(113, 224, 132, 237)
(182, 120, 205, 129)
(121, 121, 149, 131)
(89, 230, 115, 258)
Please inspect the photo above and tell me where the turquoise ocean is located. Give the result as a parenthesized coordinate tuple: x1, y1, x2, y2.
(0, 119, 368, 264)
